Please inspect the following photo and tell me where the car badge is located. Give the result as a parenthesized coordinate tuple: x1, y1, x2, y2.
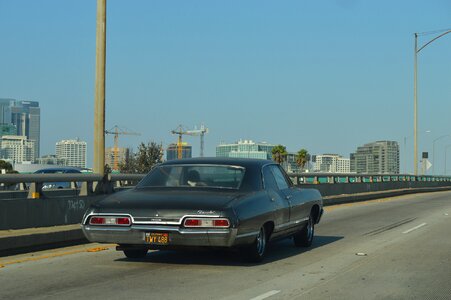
(197, 210, 216, 214)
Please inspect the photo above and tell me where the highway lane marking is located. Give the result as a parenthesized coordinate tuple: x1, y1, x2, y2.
(402, 223, 427, 234)
(0, 245, 112, 268)
(249, 290, 281, 300)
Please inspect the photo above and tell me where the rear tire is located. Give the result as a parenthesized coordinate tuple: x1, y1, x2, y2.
(243, 226, 268, 263)
(123, 248, 148, 259)
(293, 214, 314, 247)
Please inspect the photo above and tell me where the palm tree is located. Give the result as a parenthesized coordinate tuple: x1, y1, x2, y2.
(296, 149, 310, 172)
(271, 145, 288, 164)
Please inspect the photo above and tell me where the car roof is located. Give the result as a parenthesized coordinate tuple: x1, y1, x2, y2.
(160, 157, 276, 169)
(34, 167, 82, 173)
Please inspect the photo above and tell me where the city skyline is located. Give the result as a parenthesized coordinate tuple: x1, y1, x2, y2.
(1, 1, 451, 173)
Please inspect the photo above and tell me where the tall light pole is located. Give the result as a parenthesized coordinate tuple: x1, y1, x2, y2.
(445, 144, 451, 175)
(413, 29, 451, 176)
(414, 33, 418, 175)
(94, 0, 106, 175)
(433, 134, 451, 175)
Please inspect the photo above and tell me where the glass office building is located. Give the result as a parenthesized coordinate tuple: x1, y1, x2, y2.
(216, 140, 275, 160)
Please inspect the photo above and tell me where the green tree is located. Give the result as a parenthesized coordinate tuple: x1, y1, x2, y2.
(119, 142, 163, 174)
(295, 148, 310, 172)
(271, 145, 288, 164)
(0, 160, 16, 173)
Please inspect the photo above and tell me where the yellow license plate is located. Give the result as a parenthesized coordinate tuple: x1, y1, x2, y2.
(145, 232, 169, 244)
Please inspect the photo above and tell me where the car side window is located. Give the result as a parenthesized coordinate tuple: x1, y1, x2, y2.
(270, 165, 290, 190)
(262, 166, 278, 191)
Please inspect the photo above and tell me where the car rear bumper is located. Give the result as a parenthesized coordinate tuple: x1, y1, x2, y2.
(82, 224, 238, 247)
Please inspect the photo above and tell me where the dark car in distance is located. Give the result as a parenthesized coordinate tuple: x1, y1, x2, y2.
(34, 167, 82, 189)
(82, 158, 323, 262)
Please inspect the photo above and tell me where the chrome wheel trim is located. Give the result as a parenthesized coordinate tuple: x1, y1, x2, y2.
(307, 217, 313, 241)
(256, 227, 266, 256)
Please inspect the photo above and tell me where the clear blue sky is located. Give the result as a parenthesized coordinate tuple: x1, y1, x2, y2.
(1, 0, 451, 174)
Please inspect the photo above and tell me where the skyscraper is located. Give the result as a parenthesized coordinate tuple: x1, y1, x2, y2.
(351, 141, 399, 174)
(0, 98, 13, 125)
(10, 101, 40, 159)
(56, 139, 87, 168)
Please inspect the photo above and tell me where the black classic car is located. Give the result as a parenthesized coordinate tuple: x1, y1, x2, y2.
(82, 158, 323, 262)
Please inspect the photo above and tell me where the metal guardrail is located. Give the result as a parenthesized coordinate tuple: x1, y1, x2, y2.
(1, 172, 451, 199)
(287, 173, 451, 185)
(0, 173, 146, 199)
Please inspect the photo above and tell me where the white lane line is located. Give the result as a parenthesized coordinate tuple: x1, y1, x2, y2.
(403, 223, 427, 234)
(249, 290, 281, 300)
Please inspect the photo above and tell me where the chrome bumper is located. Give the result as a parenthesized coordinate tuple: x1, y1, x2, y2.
(82, 224, 238, 247)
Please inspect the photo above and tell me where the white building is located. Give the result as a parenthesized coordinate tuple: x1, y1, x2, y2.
(56, 139, 87, 168)
(314, 154, 350, 173)
(0, 135, 36, 163)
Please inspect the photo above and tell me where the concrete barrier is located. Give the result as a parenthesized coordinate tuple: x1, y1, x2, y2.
(0, 195, 108, 230)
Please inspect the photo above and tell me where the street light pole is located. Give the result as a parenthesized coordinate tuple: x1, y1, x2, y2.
(433, 134, 451, 175)
(414, 33, 418, 176)
(413, 29, 451, 176)
(94, 0, 106, 175)
(445, 144, 451, 175)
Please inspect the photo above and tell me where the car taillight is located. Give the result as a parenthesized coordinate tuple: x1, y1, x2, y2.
(89, 216, 131, 226)
(213, 219, 230, 227)
(184, 219, 201, 227)
(90, 217, 105, 225)
(116, 217, 131, 225)
(183, 218, 230, 228)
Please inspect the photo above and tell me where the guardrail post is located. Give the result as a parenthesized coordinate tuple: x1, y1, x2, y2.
(27, 182, 43, 199)
(79, 181, 93, 196)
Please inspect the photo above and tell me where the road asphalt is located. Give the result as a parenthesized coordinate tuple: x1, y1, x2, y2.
(1, 186, 450, 256)
(1, 190, 450, 299)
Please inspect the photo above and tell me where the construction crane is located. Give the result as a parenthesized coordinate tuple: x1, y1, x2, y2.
(105, 125, 140, 170)
(171, 125, 187, 159)
(171, 124, 209, 159)
(186, 124, 209, 157)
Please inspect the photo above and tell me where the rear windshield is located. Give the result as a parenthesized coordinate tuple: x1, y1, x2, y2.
(137, 164, 245, 189)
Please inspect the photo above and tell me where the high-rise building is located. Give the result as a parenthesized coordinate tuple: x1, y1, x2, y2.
(0, 98, 13, 125)
(313, 154, 351, 173)
(105, 147, 129, 169)
(351, 141, 399, 174)
(10, 101, 40, 159)
(37, 154, 67, 166)
(56, 139, 87, 168)
(166, 143, 192, 161)
(0, 135, 36, 163)
(216, 140, 275, 159)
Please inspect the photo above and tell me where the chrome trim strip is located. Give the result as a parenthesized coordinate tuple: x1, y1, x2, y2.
(82, 212, 133, 225)
(274, 217, 309, 230)
(83, 224, 232, 234)
(84, 212, 224, 226)
(236, 231, 259, 238)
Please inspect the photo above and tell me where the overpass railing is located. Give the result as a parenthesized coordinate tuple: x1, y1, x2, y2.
(287, 172, 451, 185)
(0, 173, 145, 199)
(0, 172, 451, 200)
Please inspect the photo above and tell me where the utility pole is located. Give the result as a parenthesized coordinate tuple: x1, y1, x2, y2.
(93, 0, 106, 174)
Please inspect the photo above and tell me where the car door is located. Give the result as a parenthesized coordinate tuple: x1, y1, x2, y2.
(262, 165, 290, 238)
(269, 165, 308, 234)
